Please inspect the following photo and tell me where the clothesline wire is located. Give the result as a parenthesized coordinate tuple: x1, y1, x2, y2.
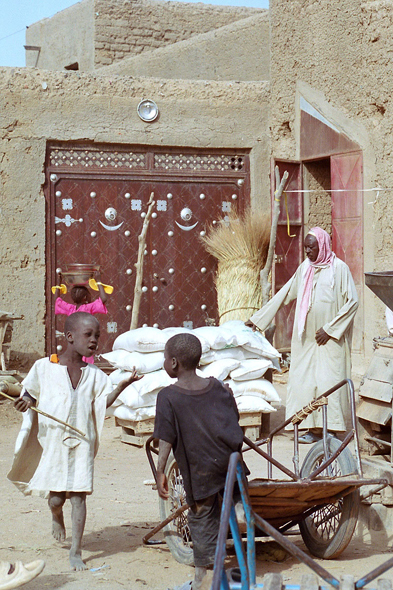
(280, 187, 384, 193)
(0, 28, 26, 43)
(0, 7, 71, 45)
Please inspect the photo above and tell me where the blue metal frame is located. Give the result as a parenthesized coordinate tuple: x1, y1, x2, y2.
(211, 452, 393, 590)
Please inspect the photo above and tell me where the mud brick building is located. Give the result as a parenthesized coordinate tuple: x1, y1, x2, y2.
(1, 0, 392, 371)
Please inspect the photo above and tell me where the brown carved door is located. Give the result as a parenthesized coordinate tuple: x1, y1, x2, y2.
(146, 179, 245, 330)
(331, 151, 364, 352)
(271, 160, 303, 350)
(48, 177, 150, 355)
(46, 146, 249, 356)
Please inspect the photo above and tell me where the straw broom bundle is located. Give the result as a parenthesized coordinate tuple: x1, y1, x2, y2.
(201, 209, 270, 324)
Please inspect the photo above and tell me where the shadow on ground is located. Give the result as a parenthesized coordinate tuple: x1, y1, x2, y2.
(82, 520, 162, 561)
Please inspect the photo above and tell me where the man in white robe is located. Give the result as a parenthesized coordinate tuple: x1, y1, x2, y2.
(248, 227, 358, 441)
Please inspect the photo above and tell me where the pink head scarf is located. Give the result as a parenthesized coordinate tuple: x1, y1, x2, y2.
(297, 227, 335, 339)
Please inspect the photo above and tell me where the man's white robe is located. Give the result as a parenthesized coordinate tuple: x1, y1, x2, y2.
(8, 359, 112, 498)
(250, 258, 358, 431)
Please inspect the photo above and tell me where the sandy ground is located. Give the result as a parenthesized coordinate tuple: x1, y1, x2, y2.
(1, 379, 393, 589)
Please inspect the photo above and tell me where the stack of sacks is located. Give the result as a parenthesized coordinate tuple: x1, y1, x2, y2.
(196, 321, 281, 414)
(102, 321, 281, 424)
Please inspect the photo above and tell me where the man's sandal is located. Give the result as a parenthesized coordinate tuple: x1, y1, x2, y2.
(298, 431, 322, 444)
(0, 560, 45, 590)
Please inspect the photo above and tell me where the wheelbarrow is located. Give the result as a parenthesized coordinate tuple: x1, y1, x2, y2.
(145, 379, 388, 571)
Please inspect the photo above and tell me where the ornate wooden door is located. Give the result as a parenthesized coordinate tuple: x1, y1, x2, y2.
(146, 179, 245, 330)
(271, 160, 303, 350)
(46, 145, 249, 356)
(331, 151, 364, 352)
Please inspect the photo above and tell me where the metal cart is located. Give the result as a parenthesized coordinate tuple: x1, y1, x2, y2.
(145, 379, 388, 574)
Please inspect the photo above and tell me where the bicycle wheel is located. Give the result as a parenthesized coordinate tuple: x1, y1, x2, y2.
(158, 453, 194, 565)
(299, 437, 360, 559)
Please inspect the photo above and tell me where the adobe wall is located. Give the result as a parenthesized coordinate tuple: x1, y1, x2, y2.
(0, 67, 269, 365)
(270, 0, 393, 365)
(99, 13, 270, 81)
(25, 0, 95, 71)
(25, 0, 263, 71)
(94, 0, 263, 68)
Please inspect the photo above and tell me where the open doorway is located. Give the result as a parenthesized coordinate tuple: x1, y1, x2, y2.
(303, 158, 331, 234)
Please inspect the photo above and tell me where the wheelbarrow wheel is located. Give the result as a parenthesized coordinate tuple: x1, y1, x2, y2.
(299, 437, 359, 559)
(159, 453, 194, 565)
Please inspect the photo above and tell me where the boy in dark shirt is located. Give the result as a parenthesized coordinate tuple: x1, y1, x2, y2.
(154, 333, 244, 590)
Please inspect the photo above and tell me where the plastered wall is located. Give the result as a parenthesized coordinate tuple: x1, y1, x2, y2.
(0, 67, 270, 365)
(25, 0, 262, 72)
(99, 13, 270, 81)
(25, 0, 95, 71)
(304, 160, 332, 235)
(94, 0, 262, 67)
(269, 0, 393, 363)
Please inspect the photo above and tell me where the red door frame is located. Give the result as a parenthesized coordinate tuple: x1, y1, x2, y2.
(271, 159, 303, 350)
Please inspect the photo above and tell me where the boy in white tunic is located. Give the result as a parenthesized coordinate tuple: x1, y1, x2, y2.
(8, 312, 141, 571)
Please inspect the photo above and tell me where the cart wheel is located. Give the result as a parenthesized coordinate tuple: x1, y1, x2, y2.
(299, 437, 359, 559)
(159, 453, 194, 565)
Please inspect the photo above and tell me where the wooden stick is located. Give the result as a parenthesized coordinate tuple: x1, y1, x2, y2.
(0, 386, 86, 437)
(259, 166, 289, 306)
(130, 192, 156, 330)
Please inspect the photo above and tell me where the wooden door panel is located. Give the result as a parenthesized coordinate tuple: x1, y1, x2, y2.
(52, 177, 149, 355)
(331, 153, 363, 218)
(332, 218, 363, 286)
(147, 179, 245, 329)
(272, 160, 303, 350)
(331, 152, 364, 353)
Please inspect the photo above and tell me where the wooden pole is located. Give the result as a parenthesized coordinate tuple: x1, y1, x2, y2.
(130, 192, 155, 330)
(259, 166, 289, 306)
(0, 384, 86, 437)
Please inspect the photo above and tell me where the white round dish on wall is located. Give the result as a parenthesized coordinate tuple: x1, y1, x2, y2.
(137, 99, 159, 122)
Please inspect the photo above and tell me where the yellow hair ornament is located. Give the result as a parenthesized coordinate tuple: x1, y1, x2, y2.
(89, 278, 114, 295)
(51, 284, 67, 295)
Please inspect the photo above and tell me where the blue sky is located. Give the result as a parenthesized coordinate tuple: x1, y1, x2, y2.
(0, 0, 269, 67)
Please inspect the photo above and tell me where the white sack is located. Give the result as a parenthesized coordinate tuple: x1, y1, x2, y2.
(109, 369, 130, 386)
(200, 347, 260, 365)
(113, 327, 167, 353)
(160, 326, 210, 353)
(226, 378, 281, 404)
(107, 404, 156, 421)
(162, 327, 192, 337)
(386, 307, 393, 336)
(193, 325, 246, 350)
(117, 384, 159, 409)
(132, 370, 175, 396)
(230, 358, 273, 381)
(101, 350, 164, 373)
(236, 395, 276, 413)
(222, 321, 281, 360)
(199, 350, 216, 365)
(199, 359, 241, 381)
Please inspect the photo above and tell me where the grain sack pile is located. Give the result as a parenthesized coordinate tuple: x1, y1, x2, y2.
(102, 321, 281, 424)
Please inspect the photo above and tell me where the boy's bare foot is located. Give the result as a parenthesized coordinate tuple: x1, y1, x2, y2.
(69, 552, 87, 571)
(48, 492, 66, 542)
(52, 512, 66, 542)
